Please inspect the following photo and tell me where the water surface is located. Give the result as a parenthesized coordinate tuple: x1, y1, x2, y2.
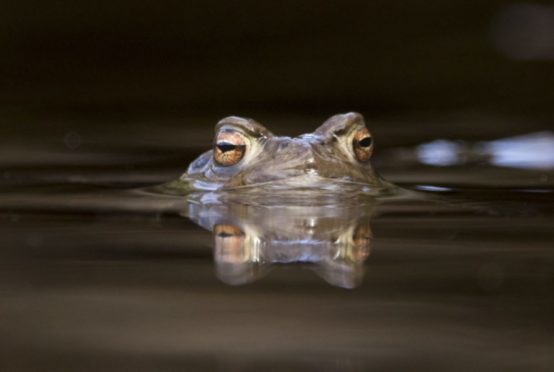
(1, 115, 552, 371)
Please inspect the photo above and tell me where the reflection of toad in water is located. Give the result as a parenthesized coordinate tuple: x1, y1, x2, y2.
(187, 200, 375, 289)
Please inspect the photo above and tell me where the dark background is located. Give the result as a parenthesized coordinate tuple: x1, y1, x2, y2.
(1, 1, 553, 128)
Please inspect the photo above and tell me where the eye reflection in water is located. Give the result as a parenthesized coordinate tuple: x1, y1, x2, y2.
(186, 200, 375, 289)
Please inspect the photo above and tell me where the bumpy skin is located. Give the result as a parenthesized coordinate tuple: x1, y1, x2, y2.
(181, 112, 386, 192)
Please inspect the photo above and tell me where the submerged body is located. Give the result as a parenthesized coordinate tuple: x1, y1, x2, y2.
(174, 112, 390, 195)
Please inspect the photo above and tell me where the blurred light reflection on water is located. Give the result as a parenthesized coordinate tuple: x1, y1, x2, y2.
(417, 131, 554, 170)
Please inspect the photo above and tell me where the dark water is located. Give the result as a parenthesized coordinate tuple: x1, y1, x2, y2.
(1, 116, 553, 371)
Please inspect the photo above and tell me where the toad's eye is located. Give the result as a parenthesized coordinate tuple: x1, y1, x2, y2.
(214, 224, 246, 263)
(352, 128, 373, 162)
(214, 130, 247, 166)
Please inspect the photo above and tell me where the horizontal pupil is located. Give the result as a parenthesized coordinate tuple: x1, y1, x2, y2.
(217, 142, 238, 153)
(358, 137, 372, 147)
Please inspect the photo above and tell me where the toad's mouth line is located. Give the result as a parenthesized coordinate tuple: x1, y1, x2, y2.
(221, 176, 376, 190)
(161, 174, 397, 199)
(215, 175, 395, 195)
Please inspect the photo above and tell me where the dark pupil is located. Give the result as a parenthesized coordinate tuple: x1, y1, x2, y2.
(358, 137, 372, 148)
(216, 142, 237, 153)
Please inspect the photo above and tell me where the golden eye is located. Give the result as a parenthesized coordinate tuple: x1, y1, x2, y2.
(214, 130, 246, 166)
(351, 224, 372, 261)
(214, 224, 246, 263)
(352, 128, 373, 162)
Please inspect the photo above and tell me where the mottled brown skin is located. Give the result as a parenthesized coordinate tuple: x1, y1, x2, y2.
(181, 112, 386, 192)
